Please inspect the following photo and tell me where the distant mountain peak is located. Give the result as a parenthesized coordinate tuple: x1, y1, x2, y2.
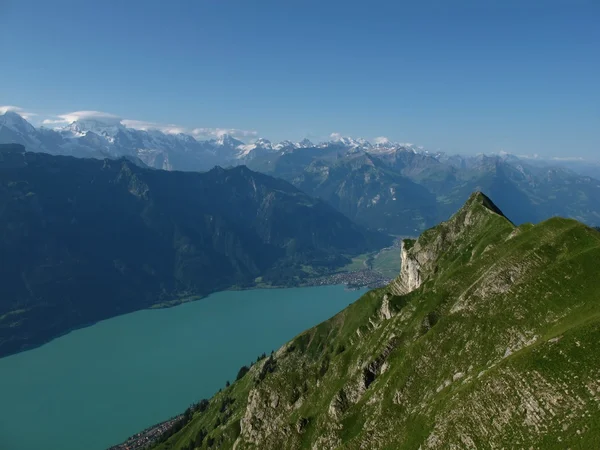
(297, 138, 314, 148)
(61, 119, 125, 138)
(1, 110, 25, 121)
(213, 134, 244, 147)
(391, 191, 513, 296)
(327, 135, 372, 149)
(234, 138, 279, 160)
(465, 191, 507, 218)
(0, 111, 37, 134)
(273, 140, 296, 151)
(252, 138, 273, 149)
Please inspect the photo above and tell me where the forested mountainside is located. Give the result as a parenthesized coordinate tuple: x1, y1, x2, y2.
(147, 192, 600, 450)
(0, 144, 388, 357)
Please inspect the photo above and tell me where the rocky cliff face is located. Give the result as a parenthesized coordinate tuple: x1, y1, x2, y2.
(149, 192, 600, 450)
(390, 192, 512, 295)
(389, 240, 422, 295)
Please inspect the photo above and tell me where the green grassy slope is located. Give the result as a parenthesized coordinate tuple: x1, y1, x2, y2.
(150, 192, 600, 450)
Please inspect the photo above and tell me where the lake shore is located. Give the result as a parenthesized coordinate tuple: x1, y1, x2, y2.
(0, 285, 367, 450)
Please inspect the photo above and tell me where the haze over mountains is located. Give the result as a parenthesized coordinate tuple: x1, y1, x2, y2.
(2, 111, 599, 235)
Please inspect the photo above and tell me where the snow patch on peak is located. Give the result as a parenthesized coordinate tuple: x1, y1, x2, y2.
(254, 138, 273, 148)
(236, 144, 257, 158)
(214, 134, 244, 147)
(0, 111, 37, 133)
(235, 138, 278, 159)
(273, 140, 296, 151)
(63, 119, 125, 137)
(325, 134, 372, 149)
(297, 138, 314, 148)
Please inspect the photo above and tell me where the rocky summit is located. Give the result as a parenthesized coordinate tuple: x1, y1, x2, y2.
(146, 192, 600, 450)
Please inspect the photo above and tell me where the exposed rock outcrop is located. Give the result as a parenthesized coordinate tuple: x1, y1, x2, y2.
(390, 240, 424, 295)
(390, 192, 511, 296)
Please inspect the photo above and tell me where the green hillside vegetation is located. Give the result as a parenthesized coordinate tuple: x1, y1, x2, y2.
(149, 192, 600, 449)
(341, 243, 402, 279)
(0, 145, 389, 357)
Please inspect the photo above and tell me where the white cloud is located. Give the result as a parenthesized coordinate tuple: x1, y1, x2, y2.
(374, 136, 389, 145)
(0, 105, 37, 120)
(41, 119, 68, 125)
(0, 105, 22, 114)
(37, 109, 258, 141)
(551, 156, 586, 162)
(121, 119, 187, 135)
(516, 153, 587, 162)
(43, 110, 122, 126)
(191, 127, 258, 140)
(329, 132, 342, 140)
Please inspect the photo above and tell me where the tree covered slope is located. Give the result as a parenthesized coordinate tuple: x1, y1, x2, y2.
(0, 145, 388, 357)
(151, 192, 600, 450)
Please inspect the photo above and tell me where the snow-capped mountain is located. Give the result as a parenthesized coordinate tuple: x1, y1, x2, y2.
(0, 111, 458, 172)
(0, 112, 243, 170)
(273, 140, 295, 151)
(3, 111, 600, 236)
(0, 111, 37, 135)
(60, 118, 124, 140)
(321, 135, 372, 150)
(236, 138, 276, 159)
(297, 138, 314, 148)
(0, 111, 46, 152)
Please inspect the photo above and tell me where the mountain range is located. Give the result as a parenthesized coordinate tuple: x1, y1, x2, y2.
(0, 144, 388, 357)
(0, 111, 427, 171)
(141, 192, 600, 450)
(3, 112, 600, 448)
(2, 111, 599, 236)
(254, 143, 600, 234)
(0, 111, 315, 171)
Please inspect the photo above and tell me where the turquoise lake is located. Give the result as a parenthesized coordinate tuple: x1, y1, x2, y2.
(0, 285, 366, 450)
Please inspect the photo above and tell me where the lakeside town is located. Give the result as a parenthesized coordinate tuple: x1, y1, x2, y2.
(107, 245, 401, 449)
(105, 269, 394, 450)
(108, 415, 182, 450)
(305, 268, 392, 290)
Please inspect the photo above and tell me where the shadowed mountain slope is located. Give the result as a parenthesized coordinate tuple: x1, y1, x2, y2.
(0, 145, 389, 357)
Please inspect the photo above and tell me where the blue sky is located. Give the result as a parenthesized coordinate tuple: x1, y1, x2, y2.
(0, 0, 598, 156)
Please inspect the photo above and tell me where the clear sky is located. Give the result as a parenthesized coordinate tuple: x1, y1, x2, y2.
(0, 0, 598, 156)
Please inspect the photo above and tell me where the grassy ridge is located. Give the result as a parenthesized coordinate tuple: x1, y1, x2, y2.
(149, 193, 600, 449)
